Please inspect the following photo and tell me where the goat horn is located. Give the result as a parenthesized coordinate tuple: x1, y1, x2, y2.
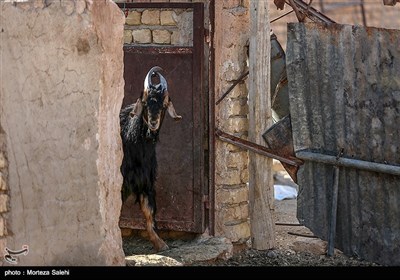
(144, 66, 163, 99)
(157, 72, 171, 108)
(156, 72, 168, 92)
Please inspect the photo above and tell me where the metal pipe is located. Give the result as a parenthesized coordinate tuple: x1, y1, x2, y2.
(327, 166, 339, 257)
(296, 151, 400, 176)
(275, 222, 304, 226)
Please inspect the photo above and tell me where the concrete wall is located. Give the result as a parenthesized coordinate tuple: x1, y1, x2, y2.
(0, 0, 125, 265)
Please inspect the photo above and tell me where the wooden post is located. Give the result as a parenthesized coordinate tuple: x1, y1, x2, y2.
(248, 0, 276, 250)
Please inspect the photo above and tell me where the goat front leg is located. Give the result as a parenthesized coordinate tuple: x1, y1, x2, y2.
(139, 194, 169, 252)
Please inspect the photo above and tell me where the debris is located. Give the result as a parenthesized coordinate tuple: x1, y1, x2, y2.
(274, 184, 297, 201)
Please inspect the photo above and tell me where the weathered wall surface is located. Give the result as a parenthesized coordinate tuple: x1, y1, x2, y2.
(0, 0, 125, 265)
(0, 126, 8, 263)
(214, 0, 251, 244)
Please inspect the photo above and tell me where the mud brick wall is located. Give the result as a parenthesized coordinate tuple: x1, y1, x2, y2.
(0, 0, 125, 265)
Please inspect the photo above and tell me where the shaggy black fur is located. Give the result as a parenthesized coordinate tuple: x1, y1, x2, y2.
(119, 85, 167, 216)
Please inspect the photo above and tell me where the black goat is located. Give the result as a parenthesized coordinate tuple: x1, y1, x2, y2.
(120, 66, 181, 252)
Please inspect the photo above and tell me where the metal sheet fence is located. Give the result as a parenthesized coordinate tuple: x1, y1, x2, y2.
(286, 22, 400, 265)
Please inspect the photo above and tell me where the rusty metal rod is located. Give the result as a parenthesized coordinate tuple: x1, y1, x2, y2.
(296, 151, 400, 176)
(271, 9, 295, 23)
(360, 0, 367, 26)
(215, 71, 249, 105)
(285, 0, 336, 24)
(215, 129, 303, 166)
(327, 166, 339, 257)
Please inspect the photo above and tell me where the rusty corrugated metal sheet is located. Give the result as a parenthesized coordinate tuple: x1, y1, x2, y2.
(286, 22, 400, 265)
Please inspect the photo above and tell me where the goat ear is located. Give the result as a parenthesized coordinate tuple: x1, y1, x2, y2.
(166, 100, 182, 121)
(163, 92, 170, 108)
(129, 98, 143, 117)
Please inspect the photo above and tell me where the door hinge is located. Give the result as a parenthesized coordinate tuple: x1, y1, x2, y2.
(202, 194, 210, 209)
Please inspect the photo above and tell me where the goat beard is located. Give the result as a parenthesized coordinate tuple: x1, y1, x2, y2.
(145, 128, 159, 142)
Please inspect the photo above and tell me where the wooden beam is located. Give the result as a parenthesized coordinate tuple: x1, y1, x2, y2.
(248, 0, 276, 250)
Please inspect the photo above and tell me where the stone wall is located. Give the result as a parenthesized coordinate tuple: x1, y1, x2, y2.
(214, 0, 251, 245)
(0, 0, 125, 265)
(122, 7, 193, 46)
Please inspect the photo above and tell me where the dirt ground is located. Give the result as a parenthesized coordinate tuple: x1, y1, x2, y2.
(197, 164, 379, 267)
(122, 163, 380, 266)
(200, 198, 379, 266)
(123, 197, 379, 266)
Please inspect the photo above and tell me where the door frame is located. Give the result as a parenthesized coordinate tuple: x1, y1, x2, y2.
(117, 1, 214, 235)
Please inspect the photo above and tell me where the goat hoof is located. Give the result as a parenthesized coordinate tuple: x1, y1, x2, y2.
(155, 243, 169, 252)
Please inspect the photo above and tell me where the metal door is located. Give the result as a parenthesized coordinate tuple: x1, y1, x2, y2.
(119, 3, 206, 233)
